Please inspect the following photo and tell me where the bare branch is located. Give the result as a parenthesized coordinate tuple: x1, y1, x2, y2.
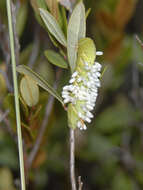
(78, 176, 83, 190)
(28, 27, 40, 68)
(0, 109, 9, 122)
(0, 109, 17, 142)
(0, 69, 13, 92)
(0, 18, 13, 92)
(27, 94, 55, 169)
(27, 69, 62, 169)
(70, 128, 77, 190)
(135, 35, 143, 49)
(0, 19, 11, 66)
(11, 1, 20, 65)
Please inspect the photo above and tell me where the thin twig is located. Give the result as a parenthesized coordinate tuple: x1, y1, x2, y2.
(27, 94, 55, 169)
(11, 1, 20, 65)
(0, 18, 11, 66)
(0, 18, 13, 92)
(70, 128, 77, 190)
(0, 109, 9, 122)
(78, 176, 83, 190)
(0, 109, 17, 142)
(28, 27, 40, 68)
(0, 69, 13, 92)
(27, 69, 62, 169)
(135, 35, 143, 49)
(6, 1, 26, 189)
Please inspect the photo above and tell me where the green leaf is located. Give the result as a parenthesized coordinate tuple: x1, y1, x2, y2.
(0, 168, 16, 190)
(39, 8, 67, 47)
(44, 50, 68, 69)
(19, 44, 33, 65)
(58, 6, 67, 37)
(16, 2, 28, 37)
(17, 65, 64, 105)
(30, 0, 47, 27)
(112, 170, 134, 190)
(35, 60, 55, 85)
(20, 76, 39, 107)
(67, 2, 86, 72)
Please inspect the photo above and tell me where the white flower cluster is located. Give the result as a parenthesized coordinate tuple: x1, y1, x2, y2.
(62, 51, 103, 130)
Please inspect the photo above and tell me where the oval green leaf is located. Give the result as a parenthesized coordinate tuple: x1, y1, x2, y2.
(67, 2, 86, 73)
(44, 50, 68, 69)
(16, 2, 28, 37)
(39, 8, 67, 47)
(17, 65, 64, 105)
(20, 76, 39, 107)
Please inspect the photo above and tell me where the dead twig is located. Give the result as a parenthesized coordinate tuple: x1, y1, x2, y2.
(0, 109, 9, 122)
(78, 176, 83, 190)
(27, 69, 62, 169)
(0, 18, 13, 92)
(0, 69, 13, 92)
(0, 109, 17, 142)
(27, 94, 55, 169)
(28, 26, 40, 68)
(135, 35, 143, 49)
(0, 19, 11, 66)
(11, 1, 20, 65)
(70, 128, 77, 190)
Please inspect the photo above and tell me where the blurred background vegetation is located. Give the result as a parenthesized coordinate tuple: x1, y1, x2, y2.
(1, 0, 143, 189)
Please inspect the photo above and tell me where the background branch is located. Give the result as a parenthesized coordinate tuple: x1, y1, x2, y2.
(78, 176, 83, 190)
(27, 69, 62, 169)
(70, 128, 77, 190)
(11, 1, 20, 65)
(0, 109, 17, 142)
(27, 94, 55, 169)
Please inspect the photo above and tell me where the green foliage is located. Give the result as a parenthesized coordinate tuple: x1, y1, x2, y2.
(44, 50, 68, 68)
(0, 168, 16, 190)
(39, 8, 67, 47)
(17, 65, 64, 105)
(16, 2, 28, 37)
(67, 2, 86, 72)
(1, 0, 143, 189)
(112, 170, 135, 190)
(0, 125, 18, 170)
(20, 76, 39, 107)
(96, 97, 140, 133)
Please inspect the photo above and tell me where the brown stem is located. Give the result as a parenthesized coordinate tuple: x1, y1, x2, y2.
(135, 35, 143, 49)
(28, 27, 40, 68)
(27, 69, 62, 169)
(11, 1, 20, 65)
(70, 128, 77, 190)
(27, 95, 55, 169)
(0, 109, 17, 142)
(78, 176, 83, 190)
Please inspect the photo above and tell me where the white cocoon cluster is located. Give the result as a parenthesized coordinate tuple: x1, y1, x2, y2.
(62, 51, 103, 130)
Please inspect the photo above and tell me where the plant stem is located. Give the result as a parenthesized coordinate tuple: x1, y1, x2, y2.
(27, 69, 62, 169)
(70, 128, 77, 190)
(6, 1, 26, 190)
(78, 176, 83, 190)
(27, 95, 55, 169)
